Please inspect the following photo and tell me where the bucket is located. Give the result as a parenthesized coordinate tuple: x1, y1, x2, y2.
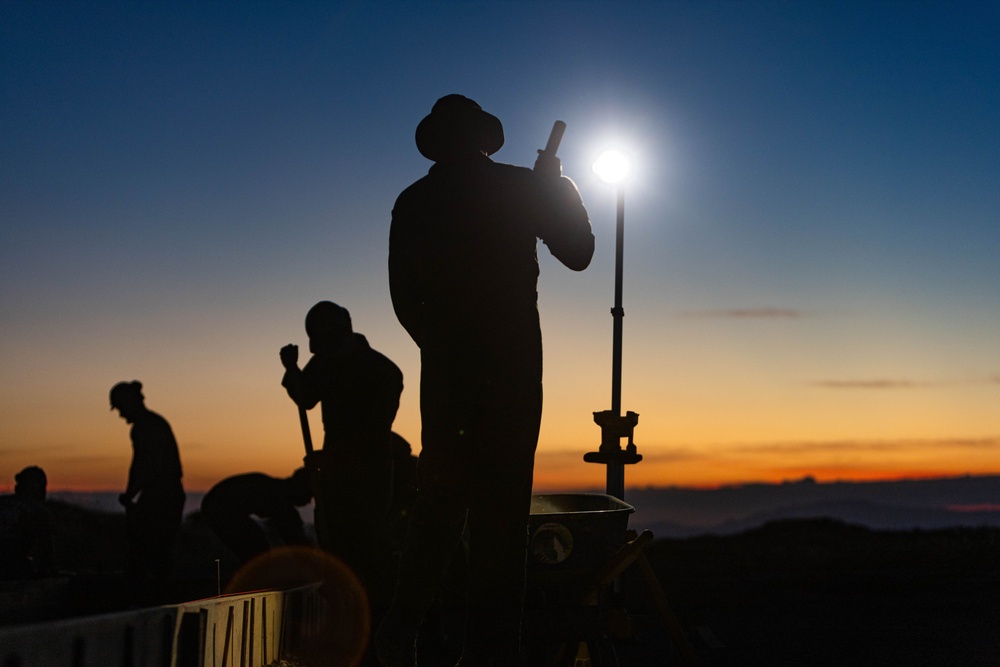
(527, 494, 634, 571)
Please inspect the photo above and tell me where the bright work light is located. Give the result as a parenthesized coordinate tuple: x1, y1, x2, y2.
(592, 149, 632, 185)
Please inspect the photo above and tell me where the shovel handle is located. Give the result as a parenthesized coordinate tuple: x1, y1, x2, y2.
(298, 406, 314, 455)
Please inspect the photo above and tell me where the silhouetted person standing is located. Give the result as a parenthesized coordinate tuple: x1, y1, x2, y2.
(0, 466, 54, 579)
(110, 380, 185, 605)
(201, 469, 312, 565)
(280, 301, 404, 604)
(377, 94, 594, 666)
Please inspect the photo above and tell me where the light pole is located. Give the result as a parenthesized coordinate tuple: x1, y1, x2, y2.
(585, 149, 642, 501)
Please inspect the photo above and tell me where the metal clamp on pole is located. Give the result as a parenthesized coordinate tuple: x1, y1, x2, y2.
(585, 410, 642, 500)
(586, 410, 642, 462)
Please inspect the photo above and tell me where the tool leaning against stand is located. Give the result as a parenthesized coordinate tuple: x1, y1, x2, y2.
(296, 404, 331, 550)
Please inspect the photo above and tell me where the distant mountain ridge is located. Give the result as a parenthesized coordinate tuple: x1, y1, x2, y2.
(624, 474, 1000, 537)
(48, 491, 208, 517)
(48, 474, 1000, 538)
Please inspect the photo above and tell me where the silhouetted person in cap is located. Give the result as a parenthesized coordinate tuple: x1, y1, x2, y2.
(201, 468, 312, 565)
(377, 94, 594, 666)
(110, 380, 185, 604)
(0, 466, 54, 579)
(280, 301, 404, 618)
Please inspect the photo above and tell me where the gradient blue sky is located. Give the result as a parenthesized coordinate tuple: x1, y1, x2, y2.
(2, 1, 998, 493)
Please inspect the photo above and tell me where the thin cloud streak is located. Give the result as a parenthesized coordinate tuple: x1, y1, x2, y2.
(680, 307, 804, 319)
(0, 444, 79, 456)
(812, 376, 1000, 389)
(810, 379, 926, 389)
(544, 437, 1000, 468)
(540, 446, 702, 465)
(727, 437, 1000, 456)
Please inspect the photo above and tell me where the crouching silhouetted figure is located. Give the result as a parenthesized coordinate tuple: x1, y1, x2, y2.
(0, 466, 54, 580)
(280, 301, 404, 619)
(201, 469, 312, 565)
(110, 380, 185, 605)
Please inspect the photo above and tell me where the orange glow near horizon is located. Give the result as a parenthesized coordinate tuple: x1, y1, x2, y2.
(22, 460, 1000, 496)
(2, 301, 998, 495)
(3, 389, 1000, 494)
(528, 432, 1000, 493)
(7, 443, 1000, 494)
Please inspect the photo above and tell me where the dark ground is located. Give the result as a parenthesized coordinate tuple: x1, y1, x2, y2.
(623, 519, 1000, 666)
(26, 503, 1000, 665)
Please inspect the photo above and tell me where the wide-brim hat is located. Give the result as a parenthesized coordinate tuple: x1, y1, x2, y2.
(415, 94, 504, 162)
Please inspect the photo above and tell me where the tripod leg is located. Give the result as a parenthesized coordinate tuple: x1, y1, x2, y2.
(635, 549, 702, 666)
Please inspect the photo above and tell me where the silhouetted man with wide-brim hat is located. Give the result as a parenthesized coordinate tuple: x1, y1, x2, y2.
(414, 94, 505, 164)
(378, 94, 594, 666)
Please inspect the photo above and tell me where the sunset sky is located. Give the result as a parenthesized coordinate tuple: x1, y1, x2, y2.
(2, 1, 998, 495)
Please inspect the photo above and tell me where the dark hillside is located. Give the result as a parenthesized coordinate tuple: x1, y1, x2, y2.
(628, 518, 1000, 665)
(43, 501, 228, 614)
(32, 503, 1000, 664)
(48, 499, 128, 573)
